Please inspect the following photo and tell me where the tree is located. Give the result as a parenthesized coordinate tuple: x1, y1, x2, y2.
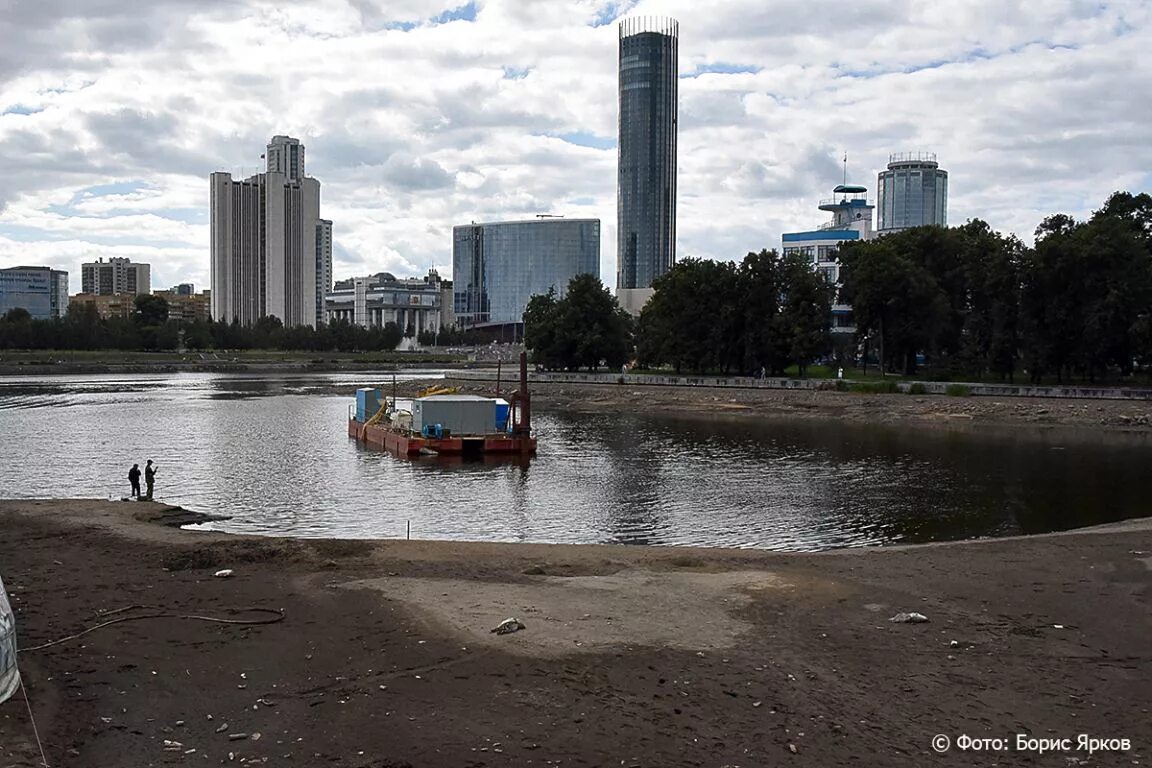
(739, 249, 786, 375)
(838, 232, 949, 374)
(522, 276, 633, 372)
(134, 294, 169, 326)
(636, 258, 741, 373)
(558, 274, 634, 371)
(1021, 203, 1152, 382)
(523, 288, 563, 369)
(777, 251, 835, 377)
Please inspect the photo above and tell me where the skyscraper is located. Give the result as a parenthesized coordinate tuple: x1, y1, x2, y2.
(877, 152, 949, 233)
(315, 219, 333, 326)
(616, 16, 678, 314)
(210, 136, 325, 327)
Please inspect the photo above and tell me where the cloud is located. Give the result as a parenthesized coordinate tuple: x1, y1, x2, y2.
(1, 0, 1150, 297)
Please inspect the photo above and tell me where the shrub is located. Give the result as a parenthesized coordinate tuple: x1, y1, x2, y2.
(908, 382, 928, 395)
(852, 380, 899, 394)
(945, 383, 972, 397)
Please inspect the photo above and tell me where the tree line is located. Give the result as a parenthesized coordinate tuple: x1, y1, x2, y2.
(0, 294, 408, 353)
(636, 249, 835, 376)
(838, 191, 1152, 381)
(520, 191, 1152, 383)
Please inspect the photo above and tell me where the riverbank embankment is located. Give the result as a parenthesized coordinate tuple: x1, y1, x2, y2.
(446, 375, 1152, 432)
(0, 351, 473, 376)
(1, 499, 1149, 766)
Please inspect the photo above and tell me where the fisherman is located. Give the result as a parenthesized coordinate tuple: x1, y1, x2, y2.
(144, 459, 158, 501)
(128, 463, 142, 498)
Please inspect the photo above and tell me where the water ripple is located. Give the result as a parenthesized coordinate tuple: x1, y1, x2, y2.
(1, 371, 1151, 550)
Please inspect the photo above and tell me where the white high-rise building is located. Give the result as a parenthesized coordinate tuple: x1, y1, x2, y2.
(210, 136, 326, 328)
(315, 219, 333, 326)
(81, 257, 150, 296)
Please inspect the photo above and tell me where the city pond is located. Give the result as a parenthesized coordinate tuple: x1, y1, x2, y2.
(1, 371, 1149, 550)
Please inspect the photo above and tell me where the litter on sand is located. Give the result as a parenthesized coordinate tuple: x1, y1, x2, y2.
(214, 569, 234, 578)
(888, 612, 929, 624)
(490, 618, 526, 635)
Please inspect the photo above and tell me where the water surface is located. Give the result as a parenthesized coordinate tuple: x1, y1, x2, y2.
(1, 372, 1149, 550)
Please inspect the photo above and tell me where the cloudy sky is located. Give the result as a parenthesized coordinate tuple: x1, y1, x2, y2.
(1, 0, 1150, 293)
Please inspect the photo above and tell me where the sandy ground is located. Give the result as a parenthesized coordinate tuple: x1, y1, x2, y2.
(0, 499, 1149, 767)
(444, 378, 1152, 433)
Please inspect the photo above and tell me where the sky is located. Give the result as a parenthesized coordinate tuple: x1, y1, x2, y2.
(1, 0, 1150, 293)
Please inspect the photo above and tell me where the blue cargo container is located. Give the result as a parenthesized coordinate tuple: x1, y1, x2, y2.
(494, 399, 510, 433)
(356, 388, 383, 423)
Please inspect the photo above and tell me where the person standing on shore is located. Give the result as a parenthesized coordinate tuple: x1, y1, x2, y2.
(144, 460, 158, 501)
(128, 464, 142, 498)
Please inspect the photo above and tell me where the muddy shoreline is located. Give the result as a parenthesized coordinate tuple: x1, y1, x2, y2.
(1, 500, 1149, 767)
(446, 377, 1152, 433)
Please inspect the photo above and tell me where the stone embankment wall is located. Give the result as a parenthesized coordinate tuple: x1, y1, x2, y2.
(451, 370, 1152, 402)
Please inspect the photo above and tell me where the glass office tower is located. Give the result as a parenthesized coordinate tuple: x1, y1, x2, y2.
(452, 219, 601, 327)
(877, 152, 949, 233)
(617, 17, 678, 302)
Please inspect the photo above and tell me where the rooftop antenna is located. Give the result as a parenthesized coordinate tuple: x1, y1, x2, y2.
(842, 152, 848, 186)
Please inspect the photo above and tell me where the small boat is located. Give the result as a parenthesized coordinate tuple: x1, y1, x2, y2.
(348, 352, 537, 458)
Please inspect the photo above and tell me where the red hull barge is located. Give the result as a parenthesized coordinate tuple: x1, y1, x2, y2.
(348, 351, 537, 460)
(347, 419, 536, 456)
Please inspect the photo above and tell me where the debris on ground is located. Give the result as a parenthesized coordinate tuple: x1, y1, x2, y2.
(214, 569, 234, 578)
(888, 612, 929, 624)
(490, 618, 526, 635)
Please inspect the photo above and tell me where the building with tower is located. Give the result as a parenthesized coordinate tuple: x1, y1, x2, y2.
(616, 16, 678, 315)
(877, 152, 948, 233)
(210, 136, 329, 328)
(782, 182, 876, 335)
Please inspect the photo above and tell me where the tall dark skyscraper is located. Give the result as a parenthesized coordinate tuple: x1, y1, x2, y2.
(616, 16, 678, 314)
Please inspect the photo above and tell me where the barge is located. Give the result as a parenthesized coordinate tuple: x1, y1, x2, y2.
(348, 352, 537, 458)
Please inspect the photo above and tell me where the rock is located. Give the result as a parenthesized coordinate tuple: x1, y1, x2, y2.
(216, 723, 229, 733)
(788, 743, 798, 754)
(490, 618, 526, 635)
(888, 612, 929, 624)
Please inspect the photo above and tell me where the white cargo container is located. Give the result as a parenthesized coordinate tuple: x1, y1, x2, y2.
(411, 395, 498, 436)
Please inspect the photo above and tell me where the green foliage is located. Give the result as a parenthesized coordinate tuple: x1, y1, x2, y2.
(851, 380, 900, 394)
(945, 384, 972, 397)
(522, 275, 633, 371)
(0, 310, 406, 353)
(636, 250, 833, 375)
(837, 195, 1152, 384)
(1020, 192, 1152, 383)
(908, 382, 928, 395)
(134, 294, 169, 326)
